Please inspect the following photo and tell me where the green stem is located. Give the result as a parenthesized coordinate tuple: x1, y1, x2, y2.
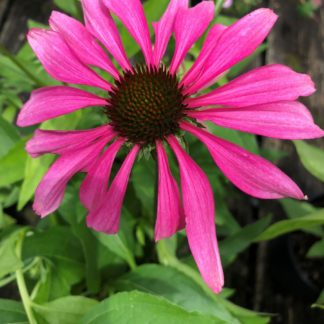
(215, 0, 226, 16)
(0, 45, 44, 88)
(15, 231, 37, 324)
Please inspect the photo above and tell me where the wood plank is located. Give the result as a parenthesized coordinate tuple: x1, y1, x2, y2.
(0, 0, 53, 52)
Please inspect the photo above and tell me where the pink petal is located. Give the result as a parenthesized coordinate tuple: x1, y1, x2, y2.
(186, 9, 278, 94)
(187, 65, 316, 108)
(103, 0, 153, 65)
(26, 125, 115, 158)
(188, 101, 324, 140)
(223, 0, 233, 8)
(80, 139, 124, 211)
(27, 29, 111, 90)
(167, 135, 224, 293)
(81, 0, 131, 71)
(152, 0, 189, 66)
(86, 145, 140, 234)
(17, 86, 107, 127)
(181, 24, 227, 88)
(170, 1, 215, 74)
(182, 122, 305, 200)
(33, 138, 107, 217)
(49, 11, 119, 79)
(155, 141, 185, 241)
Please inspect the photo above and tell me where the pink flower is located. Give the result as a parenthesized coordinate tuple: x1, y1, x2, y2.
(223, 0, 233, 8)
(17, 0, 323, 293)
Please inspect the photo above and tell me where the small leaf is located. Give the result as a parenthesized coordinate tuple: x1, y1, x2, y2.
(94, 231, 136, 269)
(220, 216, 272, 266)
(307, 239, 324, 258)
(294, 140, 324, 182)
(255, 209, 324, 241)
(18, 155, 54, 210)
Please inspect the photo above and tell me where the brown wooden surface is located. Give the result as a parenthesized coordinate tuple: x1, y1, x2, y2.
(0, 1, 323, 323)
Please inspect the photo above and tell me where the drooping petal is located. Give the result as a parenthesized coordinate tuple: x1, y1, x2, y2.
(80, 139, 124, 211)
(86, 145, 140, 234)
(181, 23, 227, 88)
(152, 0, 189, 66)
(188, 102, 324, 140)
(155, 141, 184, 241)
(26, 125, 115, 158)
(27, 29, 112, 90)
(167, 135, 224, 293)
(17, 86, 107, 126)
(170, 1, 215, 74)
(81, 0, 131, 71)
(104, 0, 153, 65)
(33, 138, 107, 217)
(186, 9, 278, 94)
(182, 122, 305, 200)
(49, 11, 119, 78)
(187, 65, 316, 108)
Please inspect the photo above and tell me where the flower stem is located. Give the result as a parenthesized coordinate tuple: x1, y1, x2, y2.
(15, 231, 37, 324)
(215, 0, 226, 16)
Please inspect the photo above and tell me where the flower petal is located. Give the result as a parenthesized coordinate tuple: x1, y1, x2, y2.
(155, 141, 185, 241)
(181, 23, 227, 88)
(28, 29, 111, 90)
(104, 0, 153, 65)
(17, 86, 107, 126)
(26, 125, 115, 158)
(182, 122, 305, 200)
(86, 145, 140, 234)
(81, 0, 131, 71)
(186, 8, 278, 94)
(152, 0, 189, 66)
(80, 139, 124, 211)
(33, 138, 107, 217)
(49, 11, 119, 78)
(167, 135, 224, 293)
(188, 102, 324, 140)
(170, 1, 215, 74)
(187, 65, 316, 108)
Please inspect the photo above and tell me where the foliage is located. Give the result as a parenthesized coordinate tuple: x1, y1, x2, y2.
(0, 0, 323, 323)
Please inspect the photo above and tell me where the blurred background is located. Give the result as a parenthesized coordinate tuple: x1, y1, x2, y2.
(0, 0, 323, 323)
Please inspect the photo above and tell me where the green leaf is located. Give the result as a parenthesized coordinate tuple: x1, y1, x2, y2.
(255, 209, 324, 241)
(53, 0, 81, 17)
(0, 228, 24, 278)
(72, 224, 100, 294)
(94, 231, 136, 269)
(0, 116, 20, 159)
(131, 157, 156, 216)
(0, 299, 28, 323)
(33, 296, 98, 324)
(116, 264, 238, 323)
(294, 140, 324, 182)
(0, 138, 28, 188)
(220, 216, 272, 267)
(22, 227, 83, 262)
(18, 155, 54, 210)
(207, 123, 259, 154)
(312, 290, 324, 309)
(81, 291, 226, 324)
(32, 259, 85, 303)
(307, 239, 324, 258)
